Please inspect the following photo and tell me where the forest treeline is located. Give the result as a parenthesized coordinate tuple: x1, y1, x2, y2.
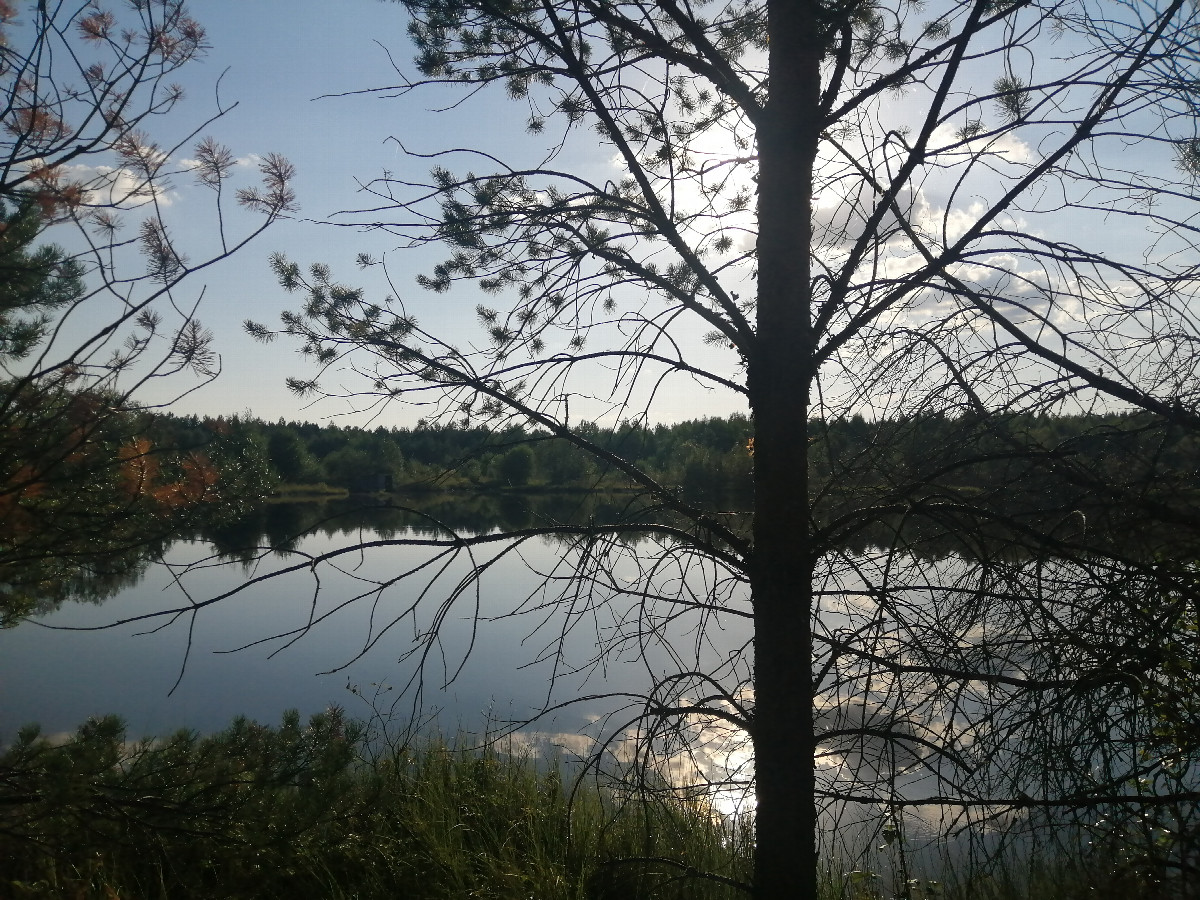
(14, 407, 1192, 623)
(147, 409, 1199, 515)
(143, 412, 757, 498)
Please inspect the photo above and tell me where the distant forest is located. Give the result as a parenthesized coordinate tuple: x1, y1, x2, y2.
(144, 410, 1199, 514)
(11, 409, 1195, 618)
(144, 413, 755, 498)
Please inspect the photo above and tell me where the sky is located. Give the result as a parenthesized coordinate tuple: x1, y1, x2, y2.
(134, 0, 548, 426)
(34, 0, 1195, 429)
(45, 0, 745, 429)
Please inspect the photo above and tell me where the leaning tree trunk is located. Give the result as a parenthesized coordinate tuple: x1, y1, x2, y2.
(750, 2, 824, 898)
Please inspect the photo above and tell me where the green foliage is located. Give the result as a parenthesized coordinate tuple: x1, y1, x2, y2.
(0, 0, 295, 628)
(5, 706, 1180, 900)
(0, 713, 753, 899)
(0, 197, 85, 362)
(1, 709, 363, 898)
(0, 382, 143, 624)
(1140, 573, 1200, 755)
(0, 406, 277, 625)
(1081, 565, 1200, 892)
(203, 411, 756, 498)
(267, 428, 321, 483)
(497, 444, 535, 485)
(190, 410, 1200, 542)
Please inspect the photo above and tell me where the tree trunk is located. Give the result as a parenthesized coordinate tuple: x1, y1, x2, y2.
(750, 2, 823, 898)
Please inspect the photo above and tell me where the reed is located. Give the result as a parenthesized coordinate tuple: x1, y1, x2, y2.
(0, 710, 750, 899)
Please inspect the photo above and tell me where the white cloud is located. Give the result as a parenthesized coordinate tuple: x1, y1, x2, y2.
(64, 161, 176, 208)
(930, 122, 1034, 165)
(179, 153, 258, 172)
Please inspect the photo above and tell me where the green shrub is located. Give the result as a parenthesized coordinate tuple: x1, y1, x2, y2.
(0, 712, 752, 899)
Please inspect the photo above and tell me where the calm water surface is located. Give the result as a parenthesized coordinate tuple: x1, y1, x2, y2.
(1, 507, 743, 745)
(6, 501, 1148, 869)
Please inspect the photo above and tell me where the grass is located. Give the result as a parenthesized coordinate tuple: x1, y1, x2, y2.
(0, 710, 752, 899)
(1, 710, 1192, 899)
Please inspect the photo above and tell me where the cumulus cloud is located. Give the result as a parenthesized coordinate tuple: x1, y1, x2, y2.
(63, 160, 176, 208)
(929, 121, 1034, 165)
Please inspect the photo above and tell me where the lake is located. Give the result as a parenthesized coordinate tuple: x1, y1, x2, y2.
(0, 498, 755, 804)
(4, 495, 1188, 866)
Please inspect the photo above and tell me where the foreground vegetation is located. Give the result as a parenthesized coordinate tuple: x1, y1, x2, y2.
(1, 710, 753, 900)
(1, 709, 1188, 900)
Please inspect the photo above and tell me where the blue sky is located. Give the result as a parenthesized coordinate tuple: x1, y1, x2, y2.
(137, 0, 529, 425)
(103, 0, 745, 428)
(100, 0, 646, 427)
(44, 1, 1194, 429)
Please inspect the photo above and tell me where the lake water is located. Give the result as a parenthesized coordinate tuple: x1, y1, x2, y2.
(5, 498, 1183, 874)
(0, 500, 755, 800)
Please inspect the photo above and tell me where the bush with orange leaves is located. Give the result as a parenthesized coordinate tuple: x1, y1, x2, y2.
(0, 379, 276, 626)
(0, 1, 292, 625)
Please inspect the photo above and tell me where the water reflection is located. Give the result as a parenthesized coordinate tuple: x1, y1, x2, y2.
(197, 492, 671, 558)
(16, 486, 1172, 626)
(4, 494, 1195, 888)
(1, 500, 730, 747)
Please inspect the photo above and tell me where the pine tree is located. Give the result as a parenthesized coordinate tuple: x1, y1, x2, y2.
(254, 2, 1200, 895)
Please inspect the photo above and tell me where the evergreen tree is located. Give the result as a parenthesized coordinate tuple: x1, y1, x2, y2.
(0, 1, 291, 624)
(0, 197, 85, 362)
